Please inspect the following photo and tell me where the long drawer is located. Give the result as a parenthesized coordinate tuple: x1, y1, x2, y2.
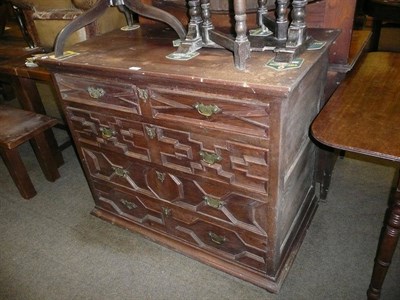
(91, 179, 268, 273)
(66, 105, 270, 194)
(55, 73, 271, 138)
(81, 145, 270, 236)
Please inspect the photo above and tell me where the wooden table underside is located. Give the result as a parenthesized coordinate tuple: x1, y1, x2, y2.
(312, 52, 400, 300)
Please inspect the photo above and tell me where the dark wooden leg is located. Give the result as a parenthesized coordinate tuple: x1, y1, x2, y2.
(275, 0, 289, 40)
(370, 18, 382, 52)
(286, 0, 307, 48)
(233, 0, 250, 70)
(367, 170, 400, 299)
(314, 146, 337, 200)
(54, 0, 109, 57)
(11, 5, 36, 48)
(123, 0, 186, 40)
(12, 76, 64, 167)
(0, 2, 7, 37)
(0, 147, 37, 199)
(30, 131, 60, 182)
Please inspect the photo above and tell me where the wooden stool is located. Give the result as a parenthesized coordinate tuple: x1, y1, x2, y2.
(0, 105, 60, 199)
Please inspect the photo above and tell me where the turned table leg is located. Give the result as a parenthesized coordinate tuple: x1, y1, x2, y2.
(367, 170, 400, 299)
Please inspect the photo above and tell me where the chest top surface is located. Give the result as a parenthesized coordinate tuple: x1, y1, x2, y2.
(40, 26, 337, 96)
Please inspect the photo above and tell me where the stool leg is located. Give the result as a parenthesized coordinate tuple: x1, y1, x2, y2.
(370, 18, 382, 52)
(12, 76, 64, 167)
(0, 147, 37, 199)
(30, 131, 60, 182)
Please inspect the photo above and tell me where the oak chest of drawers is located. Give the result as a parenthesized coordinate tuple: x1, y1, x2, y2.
(42, 27, 336, 293)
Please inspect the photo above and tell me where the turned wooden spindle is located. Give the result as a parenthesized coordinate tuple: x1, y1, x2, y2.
(275, 0, 289, 40)
(201, 0, 214, 44)
(290, 0, 307, 30)
(234, 0, 248, 43)
(186, 0, 202, 40)
(188, 0, 201, 23)
(201, 0, 212, 29)
(233, 0, 250, 70)
(367, 174, 400, 300)
(257, 0, 268, 29)
(286, 0, 307, 47)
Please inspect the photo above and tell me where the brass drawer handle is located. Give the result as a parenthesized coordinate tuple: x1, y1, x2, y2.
(87, 86, 105, 99)
(208, 232, 226, 245)
(120, 199, 137, 210)
(199, 150, 222, 165)
(203, 196, 225, 209)
(194, 103, 221, 117)
(99, 127, 116, 139)
(112, 166, 128, 177)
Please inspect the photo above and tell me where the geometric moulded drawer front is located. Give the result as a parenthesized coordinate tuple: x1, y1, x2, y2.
(81, 146, 269, 236)
(67, 106, 270, 194)
(92, 176, 267, 273)
(147, 85, 271, 138)
(164, 213, 267, 273)
(153, 125, 270, 194)
(91, 179, 167, 233)
(55, 73, 143, 115)
(66, 106, 151, 161)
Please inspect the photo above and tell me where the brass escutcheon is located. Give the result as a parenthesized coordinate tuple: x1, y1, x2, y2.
(203, 196, 225, 209)
(137, 88, 149, 101)
(194, 103, 221, 117)
(112, 166, 128, 177)
(145, 126, 156, 139)
(156, 171, 166, 183)
(99, 127, 116, 139)
(199, 150, 222, 165)
(87, 86, 105, 99)
(162, 207, 171, 217)
(208, 232, 226, 245)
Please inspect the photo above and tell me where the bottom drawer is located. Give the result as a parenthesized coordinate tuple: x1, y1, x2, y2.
(91, 179, 267, 273)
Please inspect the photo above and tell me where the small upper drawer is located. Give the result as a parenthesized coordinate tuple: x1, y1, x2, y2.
(54, 73, 145, 115)
(146, 85, 271, 138)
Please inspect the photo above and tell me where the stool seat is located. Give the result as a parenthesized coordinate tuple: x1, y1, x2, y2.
(0, 105, 60, 199)
(0, 106, 58, 149)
